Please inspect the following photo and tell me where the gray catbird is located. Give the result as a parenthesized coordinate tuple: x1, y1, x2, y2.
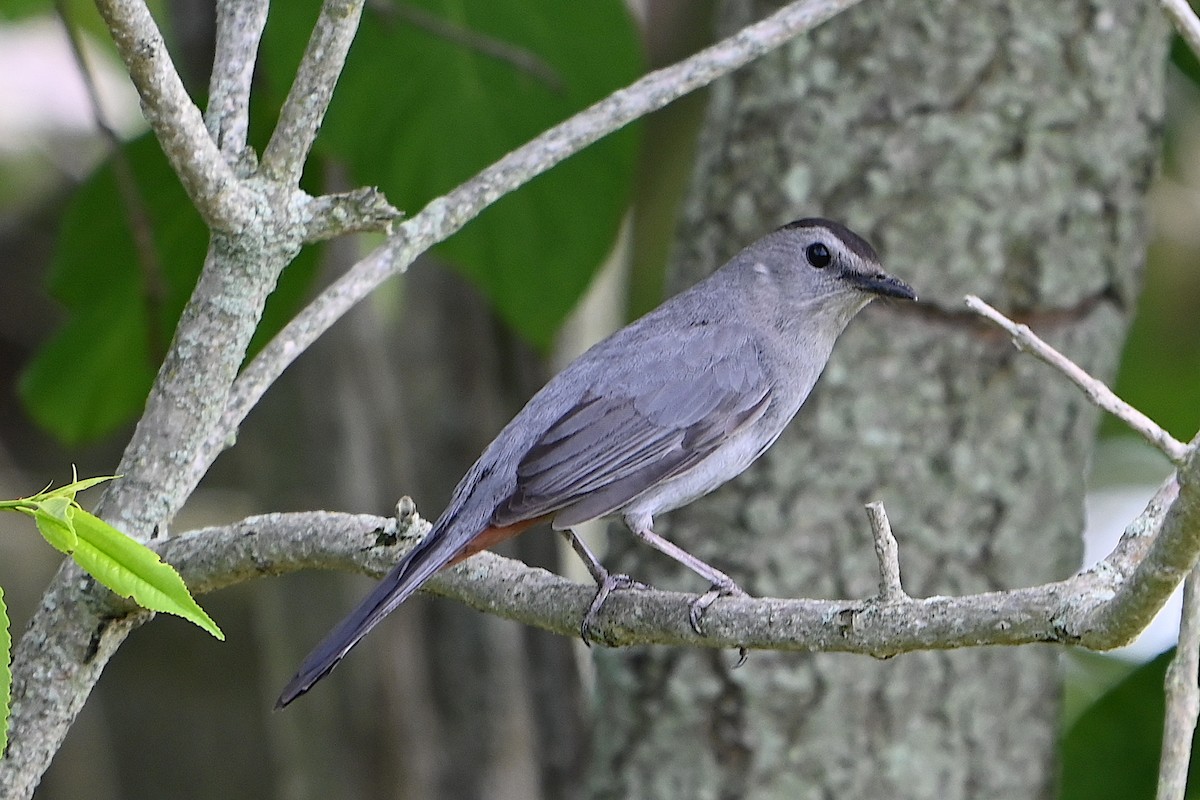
(277, 217, 915, 707)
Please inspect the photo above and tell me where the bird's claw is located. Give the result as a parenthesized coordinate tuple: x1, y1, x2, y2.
(580, 572, 648, 646)
(688, 579, 749, 634)
(689, 580, 750, 666)
(732, 646, 749, 668)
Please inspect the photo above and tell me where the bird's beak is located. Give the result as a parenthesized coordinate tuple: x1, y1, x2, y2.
(848, 271, 917, 301)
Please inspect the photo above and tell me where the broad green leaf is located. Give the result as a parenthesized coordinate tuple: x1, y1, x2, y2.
(33, 496, 77, 554)
(69, 509, 224, 640)
(1, 585, 10, 759)
(262, 0, 642, 348)
(1061, 650, 1200, 799)
(19, 133, 200, 443)
(20, 289, 160, 444)
(21, 134, 321, 444)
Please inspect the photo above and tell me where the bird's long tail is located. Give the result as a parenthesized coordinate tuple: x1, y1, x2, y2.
(274, 528, 464, 709)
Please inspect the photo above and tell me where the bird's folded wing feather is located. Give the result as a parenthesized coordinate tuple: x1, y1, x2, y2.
(491, 325, 772, 528)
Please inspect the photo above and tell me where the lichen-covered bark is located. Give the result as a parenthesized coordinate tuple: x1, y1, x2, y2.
(587, 2, 1167, 798)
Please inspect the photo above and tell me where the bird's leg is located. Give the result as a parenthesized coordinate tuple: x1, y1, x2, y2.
(624, 516, 749, 635)
(559, 529, 648, 645)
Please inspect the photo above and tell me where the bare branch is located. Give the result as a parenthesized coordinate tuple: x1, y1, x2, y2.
(197, 0, 870, 484)
(206, 0, 270, 159)
(92, 0, 245, 229)
(1157, 565, 1200, 800)
(1159, 0, 1200, 63)
(148, 461, 1192, 659)
(260, 0, 367, 184)
(1089, 443, 1200, 646)
(303, 187, 403, 241)
(965, 295, 1189, 464)
(865, 502, 907, 603)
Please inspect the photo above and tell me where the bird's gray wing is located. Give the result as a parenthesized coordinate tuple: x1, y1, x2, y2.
(491, 325, 772, 528)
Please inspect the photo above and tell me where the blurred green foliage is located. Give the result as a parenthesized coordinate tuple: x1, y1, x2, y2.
(1110, 237, 1200, 442)
(1062, 649, 1199, 799)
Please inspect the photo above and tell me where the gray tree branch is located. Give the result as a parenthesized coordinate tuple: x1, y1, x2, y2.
(152, 447, 1192, 658)
(967, 294, 1200, 648)
(1091, 444, 1200, 647)
(1153, 7, 1200, 794)
(92, 0, 246, 229)
(865, 502, 907, 603)
(205, 0, 270, 159)
(1157, 565, 1200, 800)
(260, 0, 368, 184)
(302, 187, 403, 242)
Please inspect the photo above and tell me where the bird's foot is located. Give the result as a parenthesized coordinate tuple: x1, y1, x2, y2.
(580, 571, 649, 646)
(689, 579, 750, 666)
(688, 578, 748, 633)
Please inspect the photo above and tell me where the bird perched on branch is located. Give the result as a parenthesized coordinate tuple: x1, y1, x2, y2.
(277, 217, 915, 708)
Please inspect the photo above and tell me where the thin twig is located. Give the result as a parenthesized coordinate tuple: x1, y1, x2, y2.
(965, 295, 1189, 464)
(260, 0, 367, 184)
(1160, 0, 1200, 63)
(206, 0, 270, 158)
(1157, 564, 1200, 800)
(865, 502, 907, 602)
(193, 0, 868, 484)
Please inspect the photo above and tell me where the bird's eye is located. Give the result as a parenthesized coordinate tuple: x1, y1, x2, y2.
(806, 242, 832, 269)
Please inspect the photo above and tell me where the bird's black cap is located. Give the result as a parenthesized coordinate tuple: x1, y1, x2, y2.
(781, 217, 880, 263)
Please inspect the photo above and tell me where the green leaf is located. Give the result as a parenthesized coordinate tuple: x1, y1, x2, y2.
(1061, 650, 1200, 799)
(69, 509, 224, 640)
(21, 134, 322, 444)
(261, 0, 642, 348)
(1, 585, 10, 759)
(33, 496, 78, 554)
(40, 474, 118, 501)
(19, 134, 200, 443)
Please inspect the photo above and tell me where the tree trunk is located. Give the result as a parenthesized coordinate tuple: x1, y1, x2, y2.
(586, 2, 1167, 798)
